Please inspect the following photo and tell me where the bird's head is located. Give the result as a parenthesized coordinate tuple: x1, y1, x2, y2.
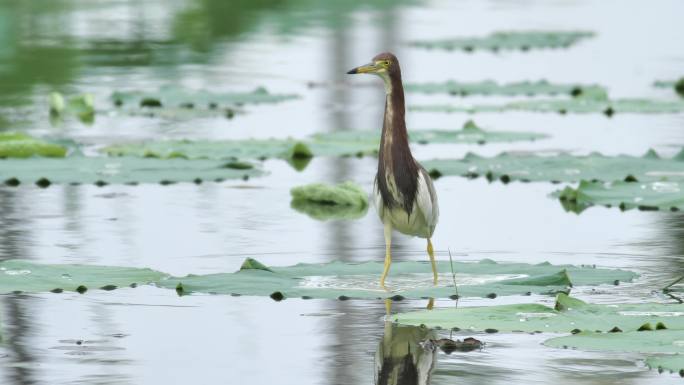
(347, 52, 400, 78)
(347, 52, 401, 94)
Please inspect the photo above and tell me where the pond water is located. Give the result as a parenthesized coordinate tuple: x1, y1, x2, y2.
(1, 0, 684, 384)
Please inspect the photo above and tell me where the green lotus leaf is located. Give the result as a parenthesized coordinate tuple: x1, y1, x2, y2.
(0, 259, 166, 293)
(0, 259, 636, 300)
(392, 293, 684, 333)
(290, 199, 369, 221)
(394, 294, 684, 373)
(645, 355, 684, 375)
(102, 121, 546, 160)
(423, 149, 684, 184)
(654, 78, 684, 97)
(291, 181, 367, 206)
(409, 31, 594, 52)
(546, 330, 684, 373)
(290, 181, 369, 221)
(556, 180, 684, 213)
(545, 330, 684, 355)
(49, 92, 95, 123)
(161, 259, 635, 299)
(0, 132, 68, 158)
(0, 156, 263, 186)
(240, 258, 273, 272)
(314, 120, 548, 147)
(405, 80, 607, 98)
(111, 86, 299, 107)
(411, 98, 684, 114)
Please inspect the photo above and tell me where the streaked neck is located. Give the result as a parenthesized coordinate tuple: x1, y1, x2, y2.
(380, 72, 410, 161)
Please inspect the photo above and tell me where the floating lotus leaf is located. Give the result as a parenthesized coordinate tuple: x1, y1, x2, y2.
(0, 259, 166, 293)
(545, 330, 684, 355)
(0, 132, 67, 158)
(405, 80, 607, 98)
(556, 180, 684, 213)
(654, 78, 684, 97)
(546, 329, 684, 373)
(313, 120, 548, 147)
(393, 294, 684, 333)
(290, 181, 369, 221)
(107, 86, 298, 120)
(0, 259, 636, 300)
(0, 156, 263, 186)
(411, 98, 684, 114)
(111, 85, 299, 107)
(423, 149, 684, 184)
(102, 121, 546, 160)
(394, 295, 684, 373)
(645, 355, 684, 375)
(409, 31, 594, 52)
(105, 139, 300, 160)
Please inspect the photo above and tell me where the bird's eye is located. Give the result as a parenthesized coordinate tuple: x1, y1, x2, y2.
(383, 60, 390, 66)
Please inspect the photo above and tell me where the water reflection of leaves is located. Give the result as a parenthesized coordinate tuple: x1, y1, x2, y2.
(290, 182, 368, 221)
(291, 198, 369, 221)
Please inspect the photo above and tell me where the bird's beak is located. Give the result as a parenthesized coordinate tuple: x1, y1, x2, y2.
(347, 62, 379, 75)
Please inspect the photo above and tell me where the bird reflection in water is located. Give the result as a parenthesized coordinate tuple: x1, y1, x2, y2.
(376, 299, 483, 384)
(375, 320, 437, 385)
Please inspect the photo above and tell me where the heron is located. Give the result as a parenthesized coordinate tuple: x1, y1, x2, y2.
(347, 52, 439, 289)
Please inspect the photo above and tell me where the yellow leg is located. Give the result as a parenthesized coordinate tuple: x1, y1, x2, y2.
(426, 297, 435, 310)
(385, 298, 392, 315)
(380, 222, 392, 290)
(428, 238, 438, 285)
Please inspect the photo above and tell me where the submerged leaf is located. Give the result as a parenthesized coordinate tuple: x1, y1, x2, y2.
(0, 156, 263, 185)
(409, 30, 594, 52)
(423, 149, 684, 184)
